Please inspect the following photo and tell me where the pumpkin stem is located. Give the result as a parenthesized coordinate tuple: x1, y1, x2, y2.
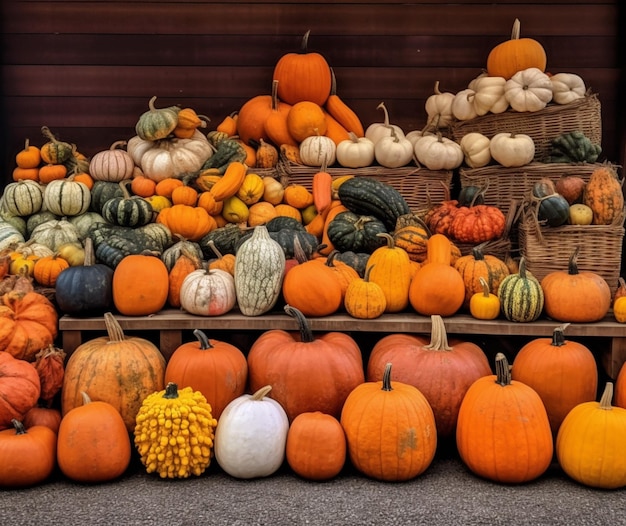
(300, 30, 311, 53)
(510, 18, 521, 40)
(80, 391, 92, 405)
(376, 102, 391, 127)
(103, 312, 127, 342)
(479, 276, 491, 298)
(163, 382, 180, 399)
(252, 385, 272, 401)
(551, 324, 570, 347)
(494, 352, 512, 386)
(10, 419, 27, 435)
(381, 363, 394, 392)
(423, 315, 453, 351)
(284, 304, 315, 343)
(193, 329, 213, 350)
(568, 247, 581, 275)
(599, 382, 614, 410)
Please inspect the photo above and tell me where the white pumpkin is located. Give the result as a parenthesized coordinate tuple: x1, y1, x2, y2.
(364, 102, 405, 144)
(414, 134, 464, 171)
(89, 141, 135, 182)
(460, 132, 492, 168)
(0, 221, 25, 252)
(504, 67, 553, 112)
(336, 133, 375, 168)
(550, 73, 587, 104)
(471, 76, 509, 115)
(29, 218, 81, 252)
(451, 89, 478, 121)
(43, 179, 91, 217)
(299, 134, 337, 167)
(214, 385, 289, 479)
(424, 81, 455, 129)
(405, 129, 434, 147)
(1, 180, 44, 217)
(127, 130, 213, 182)
(490, 132, 535, 167)
(374, 129, 414, 168)
(180, 267, 236, 316)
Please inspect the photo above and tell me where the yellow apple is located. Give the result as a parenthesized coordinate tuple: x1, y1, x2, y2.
(568, 203, 593, 225)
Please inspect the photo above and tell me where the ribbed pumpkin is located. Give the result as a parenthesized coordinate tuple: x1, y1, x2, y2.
(540, 247, 611, 322)
(392, 216, 430, 263)
(582, 164, 624, 225)
(343, 264, 387, 319)
(0, 352, 41, 429)
(164, 329, 247, 420)
(340, 362, 437, 482)
(497, 257, 544, 322)
(89, 141, 135, 182)
(511, 325, 598, 436)
(43, 178, 91, 217)
(273, 30, 332, 106)
(366, 315, 491, 439)
(456, 353, 553, 484)
(556, 382, 626, 489)
(61, 312, 166, 433)
(367, 233, 412, 313)
(101, 181, 154, 228)
(247, 305, 364, 422)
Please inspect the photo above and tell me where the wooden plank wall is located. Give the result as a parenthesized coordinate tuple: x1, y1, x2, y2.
(1, 0, 623, 188)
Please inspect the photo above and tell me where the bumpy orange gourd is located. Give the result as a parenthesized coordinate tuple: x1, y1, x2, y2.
(582, 164, 624, 225)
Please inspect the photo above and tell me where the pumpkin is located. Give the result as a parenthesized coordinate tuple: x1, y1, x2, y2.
(32, 344, 65, 407)
(43, 178, 91, 217)
(541, 247, 611, 322)
(15, 138, 41, 169)
(32, 253, 69, 287)
(156, 203, 216, 242)
(489, 132, 535, 167)
(57, 392, 131, 483)
(134, 383, 217, 479)
(392, 215, 431, 263)
(456, 353, 553, 484)
(504, 67, 553, 112)
(511, 324, 598, 436)
(413, 133, 463, 171)
(287, 101, 327, 143)
(234, 225, 285, 316)
(486, 18, 547, 80)
(364, 102, 405, 145)
(424, 81, 455, 130)
(0, 419, 57, 488)
(1, 179, 44, 217)
(374, 127, 414, 168)
(555, 173, 586, 205)
(214, 385, 289, 479)
(247, 304, 364, 421)
(0, 291, 58, 362)
(273, 30, 332, 107)
(497, 257, 544, 322)
(100, 181, 154, 228)
(367, 315, 491, 439)
(299, 133, 337, 167)
(408, 234, 465, 317)
(89, 141, 135, 182)
(62, 312, 166, 433)
(340, 362, 437, 482)
(471, 74, 509, 115)
(460, 132, 492, 168)
(39, 125, 73, 164)
(469, 277, 501, 320)
(343, 264, 387, 319)
(550, 73, 587, 104)
(0, 352, 41, 429)
(135, 96, 180, 140)
(556, 382, 626, 489)
(179, 267, 236, 316)
(326, 211, 387, 254)
(336, 132, 375, 168)
(448, 201, 506, 244)
(582, 164, 624, 225)
(22, 406, 62, 434)
(286, 411, 346, 481)
(451, 88, 478, 121)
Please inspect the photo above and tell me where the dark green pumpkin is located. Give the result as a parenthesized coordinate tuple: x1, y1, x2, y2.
(334, 251, 371, 277)
(199, 223, 247, 257)
(537, 193, 570, 227)
(265, 216, 305, 233)
(458, 185, 485, 207)
(497, 258, 544, 322)
(327, 211, 387, 253)
(90, 181, 125, 214)
(101, 194, 154, 227)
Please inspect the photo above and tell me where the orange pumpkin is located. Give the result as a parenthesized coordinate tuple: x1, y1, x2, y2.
(22, 406, 62, 434)
(167, 249, 204, 309)
(0, 352, 41, 430)
(264, 79, 297, 148)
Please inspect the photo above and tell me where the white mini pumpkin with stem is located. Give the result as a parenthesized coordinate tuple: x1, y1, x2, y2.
(550, 73, 587, 105)
(460, 132, 492, 168)
(451, 89, 478, 121)
(214, 385, 289, 479)
(365, 102, 405, 145)
(374, 128, 414, 168)
(299, 134, 337, 167)
(424, 81, 455, 130)
(414, 133, 464, 171)
(505, 67, 553, 112)
(490, 132, 535, 167)
(471, 75, 509, 115)
(336, 132, 375, 168)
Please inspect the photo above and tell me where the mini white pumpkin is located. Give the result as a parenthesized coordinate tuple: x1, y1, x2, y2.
(336, 132, 375, 168)
(405, 129, 435, 147)
(374, 128, 414, 168)
(214, 385, 289, 479)
(471, 76, 509, 115)
(365, 102, 405, 144)
(424, 81, 455, 129)
(180, 267, 236, 316)
(414, 133, 463, 171)
(505, 67, 553, 112)
(460, 132, 492, 168)
(550, 73, 587, 104)
(490, 132, 535, 167)
(299, 134, 337, 167)
(451, 89, 478, 121)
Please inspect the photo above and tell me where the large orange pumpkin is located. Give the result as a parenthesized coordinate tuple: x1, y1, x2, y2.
(61, 312, 166, 433)
(247, 305, 364, 422)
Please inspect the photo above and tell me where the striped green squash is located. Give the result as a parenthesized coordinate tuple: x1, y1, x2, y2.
(497, 258, 544, 322)
(0, 221, 26, 252)
(1, 179, 44, 217)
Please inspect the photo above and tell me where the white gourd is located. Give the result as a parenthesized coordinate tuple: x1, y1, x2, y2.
(180, 268, 236, 316)
(299, 134, 337, 167)
(43, 179, 91, 217)
(451, 89, 478, 121)
(365, 102, 405, 144)
(414, 134, 464, 171)
(1, 180, 44, 217)
(424, 81, 455, 129)
(460, 133, 492, 168)
(336, 133, 375, 168)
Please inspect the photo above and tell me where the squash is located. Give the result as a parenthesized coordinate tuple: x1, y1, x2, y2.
(343, 265, 387, 319)
(89, 141, 135, 182)
(582, 164, 624, 225)
(364, 102, 405, 145)
(504, 67, 553, 112)
(180, 267, 236, 316)
(326, 211, 387, 254)
(1, 180, 44, 217)
(287, 101, 327, 143)
(460, 132, 492, 168)
(497, 257, 544, 322)
(134, 96, 180, 140)
(336, 132, 375, 169)
(546, 131, 602, 164)
(469, 277, 501, 320)
(299, 133, 337, 167)
(325, 68, 364, 137)
(413, 133, 463, 171)
(0, 352, 40, 429)
(550, 73, 587, 105)
(424, 81, 455, 130)
(173, 107, 209, 139)
(374, 127, 414, 168)
(489, 132, 535, 167)
(101, 181, 154, 227)
(451, 88, 478, 121)
(471, 75, 509, 115)
(214, 385, 289, 479)
(39, 125, 73, 164)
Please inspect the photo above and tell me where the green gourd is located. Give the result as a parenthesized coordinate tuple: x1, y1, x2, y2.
(497, 258, 544, 322)
(135, 96, 180, 141)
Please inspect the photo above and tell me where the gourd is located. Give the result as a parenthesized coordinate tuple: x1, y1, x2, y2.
(497, 257, 544, 322)
(456, 353, 553, 484)
(546, 131, 602, 164)
(202, 133, 248, 174)
(101, 181, 154, 227)
(326, 211, 387, 254)
(135, 96, 180, 140)
(471, 75, 509, 115)
(325, 68, 365, 137)
(343, 265, 387, 319)
(62, 312, 166, 433)
(164, 329, 247, 420)
(0, 419, 57, 488)
(448, 200, 507, 244)
(556, 382, 626, 489)
(135, 383, 217, 479)
(489, 132, 535, 167)
(364, 102, 405, 145)
(0, 352, 41, 429)
(511, 324, 598, 436)
(460, 132, 491, 168)
(550, 73, 587, 104)
(43, 178, 91, 217)
(414, 133, 464, 171)
(504, 67, 553, 112)
(29, 218, 81, 252)
(236, 172, 265, 206)
(89, 141, 135, 182)
(173, 107, 209, 139)
(424, 81, 455, 130)
(0, 221, 25, 252)
(374, 127, 414, 168)
(582, 164, 624, 225)
(263, 80, 297, 148)
(299, 133, 337, 167)
(469, 277, 501, 320)
(1, 180, 44, 217)
(179, 267, 236, 317)
(234, 225, 285, 316)
(366, 315, 491, 439)
(247, 305, 364, 421)
(157, 204, 216, 242)
(336, 132, 375, 168)
(40, 125, 73, 164)
(451, 88, 478, 121)
(57, 392, 131, 483)
(340, 362, 437, 481)
(214, 385, 289, 479)
(532, 180, 571, 227)
(32, 344, 66, 408)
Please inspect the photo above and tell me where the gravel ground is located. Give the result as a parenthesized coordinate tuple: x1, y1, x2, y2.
(3, 447, 625, 526)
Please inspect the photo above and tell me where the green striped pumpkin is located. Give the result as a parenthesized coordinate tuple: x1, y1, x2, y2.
(1, 179, 44, 217)
(101, 182, 153, 227)
(497, 258, 544, 322)
(43, 179, 91, 217)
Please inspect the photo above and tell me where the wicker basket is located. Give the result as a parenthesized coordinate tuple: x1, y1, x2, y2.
(278, 159, 453, 213)
(450, 94, 602, 163)
(518, 203, 625, 295)
(459, 162, 605, 218)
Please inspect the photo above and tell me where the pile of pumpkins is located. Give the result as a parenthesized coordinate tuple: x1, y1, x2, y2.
(3, 305, 626, 490)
